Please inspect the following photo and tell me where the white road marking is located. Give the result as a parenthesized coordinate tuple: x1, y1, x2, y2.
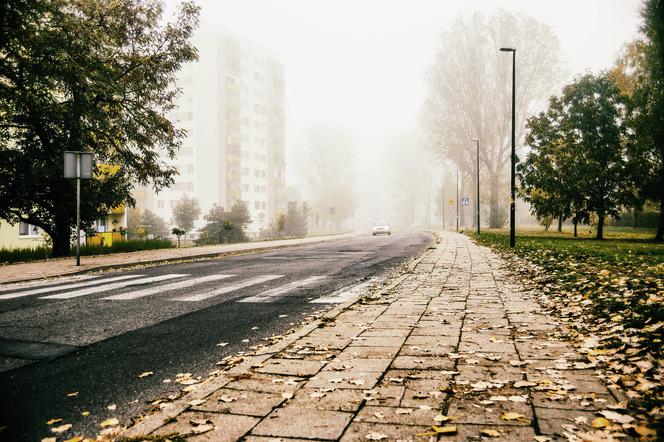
(103, 274, 236, 300)
(238, 276, 328, 303)
(172, 275, 285, 302)
(310, 278, 380, 304)
(0, 275, 142, 300)
(41, 274, 188, 300)
(0, 274, 100, 292)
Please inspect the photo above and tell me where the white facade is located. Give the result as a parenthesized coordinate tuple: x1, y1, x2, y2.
(136, 32, 285, 235)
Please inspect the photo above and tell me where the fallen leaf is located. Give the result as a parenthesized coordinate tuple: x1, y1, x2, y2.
(533, 437, 551, 442)
(81, 411, 89, 417)
(218, 395, 236, 403)
(41, 438, 57, 442)
(67, 392, 79, 397)
(107, 404, 117, 411)
(99, 418, 118, 428)
(189, 399, 206, 406)
(64, 437, 83, 442)
(190, 418, 211, 426)
(309, 392, 326, 398)
(51, 424, 72, 433)
(481, 429, 501, 437)
(46, 418, 63, 425)
(509, 395, 528, 403)
(281, 392, 293, 399)
(432, 425, 457, 434)
(374, 412, 385, 419)
(501, 412, 526, 421)
(216, 342, 228, 347)
(192, 423, 214, 434)
(591, 417, 609, 428)
(598, 410, 634, 424)
(349, 379, 365, 385)
(138, 371, 153, 378)
(365, 432, 388, 440)
(513, 381, 537, 388)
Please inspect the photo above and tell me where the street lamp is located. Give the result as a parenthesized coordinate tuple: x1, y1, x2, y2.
(500, 47, 516, 248)
(471, 138, 480, 235)
(456, 168, 459, 232)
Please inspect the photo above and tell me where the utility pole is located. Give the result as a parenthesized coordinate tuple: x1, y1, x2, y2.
(441, 174, 445, 231)
(500, 47, 517, 247)
(457, 167, 459, 232)
(471, 138, 480, 235)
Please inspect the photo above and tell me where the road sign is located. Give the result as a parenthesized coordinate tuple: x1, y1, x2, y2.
(64, 151, 94, 179)
(462, 197, 470, 206)
(64, 151, 95, 267)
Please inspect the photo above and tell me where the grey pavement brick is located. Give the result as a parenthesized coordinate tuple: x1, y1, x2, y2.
(251, 407, 353, 440)
(192, 388, 284, 417)
(150, 411, 258, 441)
(339, 422, 434, 442)
(254, 358, 325, 377)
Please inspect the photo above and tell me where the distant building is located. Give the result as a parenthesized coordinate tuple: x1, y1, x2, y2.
(136, 32, 286, 235)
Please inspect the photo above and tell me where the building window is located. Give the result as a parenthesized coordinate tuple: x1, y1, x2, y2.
(187, 165, 194, 174)
(254, 201, 260, 209)
(242, 184, 250, 192)
(18, 221, 40, 237)
(241, 167, 249, 176)
(170, 200, 178, 208)
(157, 200, 165, 209)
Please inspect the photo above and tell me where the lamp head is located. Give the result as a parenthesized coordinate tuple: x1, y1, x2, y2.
(471, 138, 479, 142)
(500, 47, 515, 52)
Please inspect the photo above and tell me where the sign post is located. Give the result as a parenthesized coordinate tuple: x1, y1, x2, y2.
(64, 151, 94, 266)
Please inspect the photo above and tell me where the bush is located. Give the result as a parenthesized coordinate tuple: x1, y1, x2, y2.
(610, 211, 659, 228)
(0, 246, 52, 264)
(0, 239, 173, 264)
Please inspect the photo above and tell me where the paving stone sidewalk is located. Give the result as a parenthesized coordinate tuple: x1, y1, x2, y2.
(0, 232, 357, 284)
(118, 232, 630, 442)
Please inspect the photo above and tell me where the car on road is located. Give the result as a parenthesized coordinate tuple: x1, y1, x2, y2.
(372, 221, 391, 236)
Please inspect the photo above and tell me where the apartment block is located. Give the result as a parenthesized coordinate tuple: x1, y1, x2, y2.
(137, 32, 285, 235)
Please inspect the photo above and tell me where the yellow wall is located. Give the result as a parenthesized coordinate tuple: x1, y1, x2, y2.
(0, 221, 44, 250)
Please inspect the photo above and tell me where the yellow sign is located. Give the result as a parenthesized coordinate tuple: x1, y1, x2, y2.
(448, 199, 455, 206)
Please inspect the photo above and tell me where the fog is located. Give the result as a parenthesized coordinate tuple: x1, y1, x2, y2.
(163, 0, 641, 232)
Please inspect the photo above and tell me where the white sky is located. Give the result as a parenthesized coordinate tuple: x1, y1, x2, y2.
(166, 0, 642, 188)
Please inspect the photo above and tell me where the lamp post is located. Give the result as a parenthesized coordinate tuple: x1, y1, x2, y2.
(456, 168, 459, 232)
(500, 47, 516, 248)
(471, 138, 480, 235)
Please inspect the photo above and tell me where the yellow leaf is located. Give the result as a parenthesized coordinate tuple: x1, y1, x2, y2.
(46, 418, 63, 425)
(634, 425, 656, 437)
(501, 412, 526, 421)
(481, 429, 501, 437)
(432, 425, 457, 434)
(41, 438, 57, 442)
(138, 371, 154, 378)
(51, 424, 72, 433)
(81, 411, 90, 417)
(591, 417, 609, 428)
(67, 392, 79, 397)
(99, 418, 119, 427)
(533, 437, 551, 442)
(64, 437, 83, 442)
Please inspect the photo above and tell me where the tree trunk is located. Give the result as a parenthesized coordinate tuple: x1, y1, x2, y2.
(573, 221, 578, 238)
(51, 225, 71, 258)
(656, 197, 664, 242)
(596, 212, 605, 240)
(557, 214, 563, 232)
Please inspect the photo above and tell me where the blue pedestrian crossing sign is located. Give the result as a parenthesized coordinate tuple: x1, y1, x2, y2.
(461, 197, 470, 206)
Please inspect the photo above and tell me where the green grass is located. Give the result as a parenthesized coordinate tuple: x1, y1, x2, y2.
(468, 227, 663, 415)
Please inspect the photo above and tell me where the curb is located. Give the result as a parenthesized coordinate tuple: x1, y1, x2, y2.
(118, 241, 431, 439)
(1, 232, 361, 285)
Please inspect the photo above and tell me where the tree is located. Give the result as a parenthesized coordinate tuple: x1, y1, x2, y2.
(198, 201, 251, 244)
(172, 193, 200, 236)
(282, 201, 308, 238)
(127, 207, 169, 239)
(171, 227, 185, 247)
(520, 73, 632, 239)
(628, 0, 664, 241)
(422, 10, 565, 228)
(294, 125, 356, 229)
(0, 0, 199, 256)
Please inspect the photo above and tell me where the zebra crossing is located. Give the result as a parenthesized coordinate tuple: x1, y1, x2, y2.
(0, 272, 351, 304)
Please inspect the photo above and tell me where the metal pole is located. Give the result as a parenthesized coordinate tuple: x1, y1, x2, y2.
(76, 155, 81, 266)
(456, 168, 459, 232)
(442, 174, 445, 231)
(476, 139, 480, 235)
(510, 50, 516, 248)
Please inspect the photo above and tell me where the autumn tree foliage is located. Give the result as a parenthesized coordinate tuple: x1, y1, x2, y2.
(0, 0, 199, 256)
(422, 10, 564, 228)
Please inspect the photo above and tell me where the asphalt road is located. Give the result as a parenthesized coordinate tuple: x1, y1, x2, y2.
(0, 231, 432, 440)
